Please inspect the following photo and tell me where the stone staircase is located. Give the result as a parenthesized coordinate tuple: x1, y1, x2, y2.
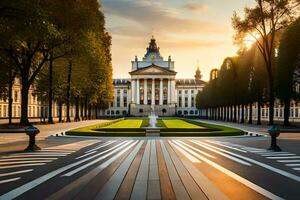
(145, 128, 160, 137)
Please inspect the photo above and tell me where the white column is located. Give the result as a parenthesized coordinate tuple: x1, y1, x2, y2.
(151, 78, 155, 105)
(171, 79, 176, 104)
(131, 79, 136, 103)
(144, 79, 147, 105)
(136, 79, 140, 104)
(167, 79, 171, 104)
(188, 89, 191, 108)
(159, 78, 163, 105)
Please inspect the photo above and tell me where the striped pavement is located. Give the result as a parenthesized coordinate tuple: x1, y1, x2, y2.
(0, 138, 299, 200)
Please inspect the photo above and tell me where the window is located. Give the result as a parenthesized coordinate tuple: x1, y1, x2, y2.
(178, 97, 182, 107)
(185, 97, 188, 107)
(122, 110, 127, 115)
(139, 109, 143, 113)
(184, 110, 188, 115)
(111, 110, 114, 115)
(107, 110, 110, 115)
(116, 110, 120, 115)
(14, 91, 18, 102)
(0, 105, 2, 117)
(13, 106, 16, 117)
(191, 90, 194, 94)
(124, 97, 127, 107)
(190, 110, 194, 115)
(33, 107, 35, 117)
(195, 110, 198, 115)
(185, 90, 188, 95)
(178, 110, 182, 115)
(179, 90, 182, 95)
(117, 89, 120, 95)
(123, 90, 127, 95)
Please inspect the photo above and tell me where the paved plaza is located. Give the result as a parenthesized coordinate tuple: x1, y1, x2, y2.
(0, 121, 300, 200)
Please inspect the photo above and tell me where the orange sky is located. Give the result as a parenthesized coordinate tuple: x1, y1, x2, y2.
(102, 0, 255, 81)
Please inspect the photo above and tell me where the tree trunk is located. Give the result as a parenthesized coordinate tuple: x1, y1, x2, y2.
(268, 75, 275, 125)
(8, 68, 13, 125)
(95, 106, 98, 119)
(58, 100, 62, 123)
(241, 104, 245, 123)
(257, 101, 262, 125)
(88, 105, 91, 120)
(66, 60, 72, 123)
(248, 103, 253, 124)
(84, 97, 88, 120)
(283, 99, 290, 126)
(233, 105, 237, 122)
(48, 51, 54, 124)
(80, 99, 84, 120)
(20, 75, 30, 125)
(74, 95, 80, 121)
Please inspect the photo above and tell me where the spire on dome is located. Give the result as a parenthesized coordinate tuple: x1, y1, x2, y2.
(143, 36, 163, 61)
(194, 62, 202, 80)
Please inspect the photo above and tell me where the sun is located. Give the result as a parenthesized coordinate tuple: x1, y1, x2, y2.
(243, 34, 256, 49)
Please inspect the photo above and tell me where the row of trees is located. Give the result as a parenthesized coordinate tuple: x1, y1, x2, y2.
(0, 0, 113, 125)
(196, 0, 300, 126)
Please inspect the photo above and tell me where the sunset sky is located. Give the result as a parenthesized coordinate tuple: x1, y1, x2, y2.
(102, 0, 254, 81)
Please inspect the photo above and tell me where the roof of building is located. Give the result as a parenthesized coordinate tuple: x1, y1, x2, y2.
(176, 79, 206, 86)
(129, 64, 177, 75)
(113, 79, 131, 85)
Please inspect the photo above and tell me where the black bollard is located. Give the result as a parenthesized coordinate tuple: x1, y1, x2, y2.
(25, 125, 41, 151)
(268, 125, 281, 152)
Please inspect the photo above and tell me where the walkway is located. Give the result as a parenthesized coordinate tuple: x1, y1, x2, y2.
(0, 137, 300, 199)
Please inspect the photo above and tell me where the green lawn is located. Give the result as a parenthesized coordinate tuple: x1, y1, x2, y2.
(104, 119, 143, 128)
(162, 119, 203, 128)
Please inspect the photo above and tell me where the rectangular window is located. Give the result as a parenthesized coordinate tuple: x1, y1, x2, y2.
(191, 90, 194, 94)
(117, 89, 120, 95)
(0, 105, 2, 117)
(191, 97, 195, 107)
(179, 90, 182, 95)
(179, 97, 182, 107)
(123, 97, 127, 107)
(185, 90, 188, 95)
(123, 90, 127, 95)
(185, 97, 188, 107)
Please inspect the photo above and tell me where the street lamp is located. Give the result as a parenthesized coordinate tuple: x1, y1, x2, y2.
(267, 125, 281, 152)
(25, 125, 41, 151)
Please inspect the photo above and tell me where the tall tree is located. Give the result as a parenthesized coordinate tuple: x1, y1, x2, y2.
(276, 17, 300, 126)
(232, 0, 300, 125)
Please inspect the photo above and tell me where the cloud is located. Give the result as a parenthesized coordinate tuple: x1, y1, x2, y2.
(102, 0, 227, 36)
(182, 3, 208, 12)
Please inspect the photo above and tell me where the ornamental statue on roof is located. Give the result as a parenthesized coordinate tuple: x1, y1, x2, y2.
(143, 36, 163, 61)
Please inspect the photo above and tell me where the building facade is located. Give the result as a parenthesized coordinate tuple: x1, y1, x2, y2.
(105, 37, 206, 117)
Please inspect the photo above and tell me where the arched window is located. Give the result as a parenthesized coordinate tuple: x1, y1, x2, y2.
(116, 110, 120, 115)
(178, 110, 182, 115)
(190, 110, 194, 115)
(184, 110, 188, 115)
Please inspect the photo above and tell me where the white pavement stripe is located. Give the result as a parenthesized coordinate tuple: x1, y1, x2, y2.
(261, 154, 296, 157)
(63, 141, 133, 176)
(0, 158, 57, 162)
(0, 177, 21, 184)
(266, 156, 300, 159)
(293, 168, 300, 171)
(41, 149, 76, 152)
(94, 141, 143, 200)
(0, 163, 46, 169)
(206, 141, 248, 153)
(2, 155, 66, 158)
(0, 160, 53, 165)
(286, 164, 300, 167)
(0, 169, 33, 177)
(0, 140, 130, 200)
(76, 151, 97, 159)
(169, 141, 201, 163)
(174, 141, 284, 200)
(190, 140, 252, 166)
(15, 152, 70, 155)
(196, 141, 300, 183)
(85, 141, 115, 153)
(256, 152, 290, 155)
(177, 140, 216, 158)
(277, 160, 300, 163)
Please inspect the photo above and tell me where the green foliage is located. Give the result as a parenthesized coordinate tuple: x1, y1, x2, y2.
(276, 17, 300, 101)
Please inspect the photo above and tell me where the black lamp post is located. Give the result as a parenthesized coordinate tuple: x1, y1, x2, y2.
(268, 125, 281, 152)
(25, 125, 41, 151)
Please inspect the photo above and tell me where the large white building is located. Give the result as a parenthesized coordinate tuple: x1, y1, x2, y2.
(106, 37, 206, 117)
